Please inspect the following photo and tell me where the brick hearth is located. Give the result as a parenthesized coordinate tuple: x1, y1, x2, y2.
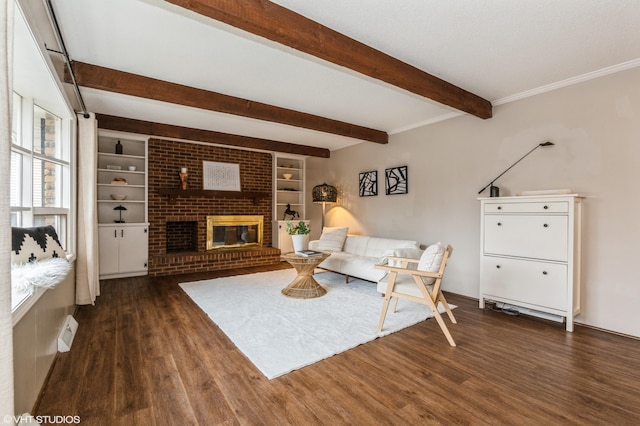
(147, 138, 280, 276)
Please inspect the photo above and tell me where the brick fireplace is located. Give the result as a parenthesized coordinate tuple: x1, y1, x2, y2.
(148, 138, 281, 276)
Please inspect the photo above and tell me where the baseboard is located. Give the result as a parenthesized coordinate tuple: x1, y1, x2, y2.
(451, 291, 640, 341)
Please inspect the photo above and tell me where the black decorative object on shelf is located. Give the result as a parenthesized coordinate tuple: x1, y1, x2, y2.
(385, 166, 408, 195)
(478, 141, 555, 197)
(283, 203, 300, 221)
(113, 205, 127, 223)
(115, 140, 123, 155)
(359, 171, 377, 197)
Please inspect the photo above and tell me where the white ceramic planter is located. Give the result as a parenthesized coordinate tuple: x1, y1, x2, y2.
(291, 234, 307, 252)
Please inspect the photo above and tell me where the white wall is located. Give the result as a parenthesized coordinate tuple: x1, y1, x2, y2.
(307, 67, 640, 338)
(13, 268, 76, 415)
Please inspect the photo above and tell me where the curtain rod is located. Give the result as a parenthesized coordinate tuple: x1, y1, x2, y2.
(44, 0, 90, 118)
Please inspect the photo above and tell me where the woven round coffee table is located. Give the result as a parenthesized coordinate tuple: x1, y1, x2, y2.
(281, 252, 331, 299)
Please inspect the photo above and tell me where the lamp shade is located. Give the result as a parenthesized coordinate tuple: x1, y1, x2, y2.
(312, 183, 337, 203)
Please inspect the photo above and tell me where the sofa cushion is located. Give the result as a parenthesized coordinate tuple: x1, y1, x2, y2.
(315, 227, 349, 252)
(382, 246, 424, 267)
(317, 251, 349, 274)
(340, 255, 388, 282)
(417, 242, 446, 285)
(317, 251, 388, 283)
(12, 226, 66, 264)
(342, 235, 370, 256)
(363, 237, 420, 259)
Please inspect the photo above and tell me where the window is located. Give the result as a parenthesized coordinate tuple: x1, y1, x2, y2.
(10, 93, 73, 311)
(11, 1, 77, 323)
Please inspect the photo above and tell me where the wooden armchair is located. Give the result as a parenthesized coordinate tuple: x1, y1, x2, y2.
(374, 244, 457, 346)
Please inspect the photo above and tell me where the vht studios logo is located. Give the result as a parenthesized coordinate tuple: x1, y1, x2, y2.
(4, 414, 81, 424)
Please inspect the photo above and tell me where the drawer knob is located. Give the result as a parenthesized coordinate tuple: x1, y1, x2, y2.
(542, 271, 548, 275)
(543, 205, 549, 209)
(497, 206, 502, 210)
(497, 222, 502, 226)
(543, 223, 548, 228)
(496, 265, 501, 269)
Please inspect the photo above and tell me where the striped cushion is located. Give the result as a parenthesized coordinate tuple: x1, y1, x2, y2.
(314, 227, 349, 252)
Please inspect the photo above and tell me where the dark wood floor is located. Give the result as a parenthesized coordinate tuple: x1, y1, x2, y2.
(35, 263, 640, 425)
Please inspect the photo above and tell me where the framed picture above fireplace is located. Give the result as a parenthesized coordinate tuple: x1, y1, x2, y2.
(203, 161, 241, 191)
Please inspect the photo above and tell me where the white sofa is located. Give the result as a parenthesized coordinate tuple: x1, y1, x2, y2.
(309, 233, 422, 283)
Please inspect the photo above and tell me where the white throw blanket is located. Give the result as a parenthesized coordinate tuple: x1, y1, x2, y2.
(11, 258, 71, 295)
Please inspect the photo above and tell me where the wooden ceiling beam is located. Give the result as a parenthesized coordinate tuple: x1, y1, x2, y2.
(166, 0, 493, 119)
(95, 113, 331, 158)
(68, 62, 387, 144)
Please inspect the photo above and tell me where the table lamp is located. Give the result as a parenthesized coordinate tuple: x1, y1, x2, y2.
(478, 141, 555, 197)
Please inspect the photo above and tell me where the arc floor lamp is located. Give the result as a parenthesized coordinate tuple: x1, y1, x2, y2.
(312, 183, 337, 229)
(478, 141, 555, 197)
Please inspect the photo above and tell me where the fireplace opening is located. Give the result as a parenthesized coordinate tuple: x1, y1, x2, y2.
(166, 221, 198, 253)
(207, 215, 263, 250)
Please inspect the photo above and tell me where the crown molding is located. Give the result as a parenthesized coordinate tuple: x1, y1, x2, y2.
(494, 59, 640, 106)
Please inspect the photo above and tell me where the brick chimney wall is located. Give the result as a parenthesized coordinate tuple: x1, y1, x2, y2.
(147, 138, 280, 276)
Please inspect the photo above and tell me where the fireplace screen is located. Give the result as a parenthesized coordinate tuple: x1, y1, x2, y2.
(206, 215, 263, 250)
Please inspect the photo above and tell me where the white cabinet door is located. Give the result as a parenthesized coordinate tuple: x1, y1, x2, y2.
(98, 226, 120, 276)
(481, 256, 568, 311)
(483, 215, 568, 261)
(274, 220, 310, 253)
(99, 225, 148, 277)
(276, 221, 293, 253)
(118, 225, 148, 274)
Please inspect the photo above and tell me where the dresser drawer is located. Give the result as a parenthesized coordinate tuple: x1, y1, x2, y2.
(484, 215, 568, 261)
(484, 201, 568, 214)
(481, 256, 568, 311)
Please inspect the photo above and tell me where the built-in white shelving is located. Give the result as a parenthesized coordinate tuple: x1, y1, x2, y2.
(97, 131, 149, 278)
(273, 154, 307, 253)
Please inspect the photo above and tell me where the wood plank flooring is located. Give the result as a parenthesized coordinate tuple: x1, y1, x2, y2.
(35, 263, 640, 425)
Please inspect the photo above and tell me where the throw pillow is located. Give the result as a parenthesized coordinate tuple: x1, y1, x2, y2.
(11, 225, 66, 264)
(315, 227, 349, 252)
(417, 242, 446, 285)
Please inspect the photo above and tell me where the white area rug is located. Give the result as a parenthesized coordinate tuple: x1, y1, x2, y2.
(179, 269, 450, 379)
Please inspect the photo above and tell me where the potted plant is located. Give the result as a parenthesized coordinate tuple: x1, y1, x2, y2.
(286, 221, 310, 252)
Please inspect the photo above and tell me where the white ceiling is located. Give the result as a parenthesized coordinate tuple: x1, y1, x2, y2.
(47, 0, 640, 152)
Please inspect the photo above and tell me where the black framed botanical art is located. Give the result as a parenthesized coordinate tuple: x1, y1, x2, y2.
(359, 170, 377, 197)
(385, 166, 408, 195)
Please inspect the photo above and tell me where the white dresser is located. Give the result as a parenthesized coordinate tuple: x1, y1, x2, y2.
(479, 194, 583, 331)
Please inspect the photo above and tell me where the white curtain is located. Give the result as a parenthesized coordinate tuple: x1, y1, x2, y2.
(0, 0, 15, 417)
(75, 113, 100, 305)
